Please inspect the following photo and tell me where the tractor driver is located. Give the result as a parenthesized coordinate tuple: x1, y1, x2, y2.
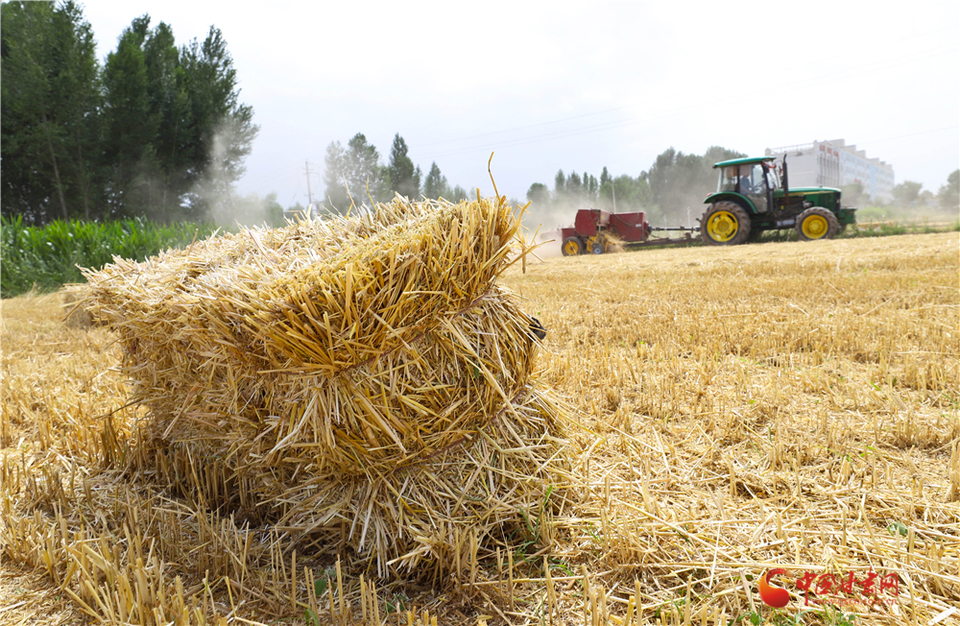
(737, 168, 755, 195)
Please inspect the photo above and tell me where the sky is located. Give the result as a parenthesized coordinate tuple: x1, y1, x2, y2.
(82, 1, 960, 210)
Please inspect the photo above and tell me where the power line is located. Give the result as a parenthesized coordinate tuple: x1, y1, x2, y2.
(411, 45, 959, 162)
(855, 125, 960, 147)
(410, 26, 958, 156)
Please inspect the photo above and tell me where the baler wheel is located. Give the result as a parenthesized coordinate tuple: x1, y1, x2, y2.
(796, 207, 839, 241)
(562, 237, 584, 256)
(700, 201, 751, 246)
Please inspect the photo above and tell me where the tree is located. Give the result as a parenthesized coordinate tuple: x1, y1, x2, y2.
(180, 25, 259, 221)
(526, 182, 550, 206)
(1, 6, 257, 225)
(101, 17, 159, 218)
(1, 0, 103, 224)
(143, 21, 192, 214)
(643, 145, 745, 222)
(599, 167, 611, 188)
(449, 185, 469, 202)
(325, 138, 346, 210)
(553, 170, 565, 196)
(938, 170, 959, 210)
(323, 133, 389, 211)
(566, 171, 583, 204)
(423, 162, 450, 200)
(585, 173, 598, 201)
(841, 182, 864, 207)
(891, 181, 923, 208)
(323, 140, 349, 210)
(387, 134, 420, 199)
(98, 17, 257, 222)
(611, 175, 653, 213)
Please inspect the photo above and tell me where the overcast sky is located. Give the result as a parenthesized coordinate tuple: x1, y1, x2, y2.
(83, 1, 959, 210)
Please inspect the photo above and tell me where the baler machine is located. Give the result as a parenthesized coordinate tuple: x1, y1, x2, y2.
(559, 209, 697, 256)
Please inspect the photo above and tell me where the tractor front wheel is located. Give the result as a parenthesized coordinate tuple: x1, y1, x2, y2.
(562, 236, 584, 256)
(796, 207, 839, 241)
(700, 201, 751, 246)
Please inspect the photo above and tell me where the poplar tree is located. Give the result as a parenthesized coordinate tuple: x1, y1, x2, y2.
(387, 134, 421, 200)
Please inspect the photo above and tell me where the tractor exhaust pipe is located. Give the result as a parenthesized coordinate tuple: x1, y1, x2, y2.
(782, 155, 789, 197)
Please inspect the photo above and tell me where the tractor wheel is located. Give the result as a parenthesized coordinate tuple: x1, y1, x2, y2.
(796, 207, 839, 241)
(591, 241, 605, 254)
(562, 236, 584, 256)
(700, 201, 751, 246)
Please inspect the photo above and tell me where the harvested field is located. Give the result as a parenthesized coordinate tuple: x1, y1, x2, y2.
(2, 228, 958, 625)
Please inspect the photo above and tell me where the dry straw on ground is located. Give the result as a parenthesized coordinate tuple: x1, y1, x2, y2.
(2, 229, 958, 625)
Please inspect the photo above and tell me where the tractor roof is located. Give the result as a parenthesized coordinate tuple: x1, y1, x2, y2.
(712, 156, 776, 168)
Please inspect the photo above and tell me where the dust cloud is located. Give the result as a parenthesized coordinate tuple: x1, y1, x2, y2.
(197, 121, 280, 228)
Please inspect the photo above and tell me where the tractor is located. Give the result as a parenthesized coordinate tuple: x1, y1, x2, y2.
(700, 156, 856, 245)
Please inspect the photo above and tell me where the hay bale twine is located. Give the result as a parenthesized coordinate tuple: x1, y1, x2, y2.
(84, 196, 572, 575)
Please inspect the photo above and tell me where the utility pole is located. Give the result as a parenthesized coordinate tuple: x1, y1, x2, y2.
(304, 161, 314, 207)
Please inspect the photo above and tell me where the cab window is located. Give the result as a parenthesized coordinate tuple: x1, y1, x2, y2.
(718, 166, 739, 192)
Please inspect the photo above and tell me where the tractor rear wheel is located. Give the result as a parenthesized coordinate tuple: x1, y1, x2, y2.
(700, 201, 751, 246)
(796, 207, 839, 241)
(562, 236, 584, 256)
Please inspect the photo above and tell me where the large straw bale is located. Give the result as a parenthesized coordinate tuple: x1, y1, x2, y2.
(60, 282, 101, 327)
(82, 195, 570, 574)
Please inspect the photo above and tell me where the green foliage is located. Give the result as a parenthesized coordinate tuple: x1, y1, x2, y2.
(323, 133, 390, 212)
(818, 605, 856, 626)
(449, 185, 470, 202)
(938, 169, 959, 210)
(645, 145, 746, 222)
(387, 134, 420, 200)
(1, 0, 103, 223)
(423, 162, 451, 200)
(527, 182, 550, 205)
(609, 174, 654, 215)
(840, 182, 864, 207)
(521, 145, 743, 230)
(0, 215, 219, 298)
(324, 134, 467, 207)
(1, 5, 257, 225)
(891, 180, 923, 207)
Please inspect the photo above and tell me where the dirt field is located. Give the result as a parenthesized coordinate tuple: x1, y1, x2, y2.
(2, 232, 958, 625)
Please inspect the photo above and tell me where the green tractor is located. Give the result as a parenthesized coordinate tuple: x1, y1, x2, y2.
(699, 156, 856, 245)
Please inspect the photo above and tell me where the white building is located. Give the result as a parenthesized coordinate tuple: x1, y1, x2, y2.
(766, 139, 894, 203)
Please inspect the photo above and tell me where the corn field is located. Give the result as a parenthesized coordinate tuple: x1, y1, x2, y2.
(1, 224, 957, 625)
(0, 216, 220, 298)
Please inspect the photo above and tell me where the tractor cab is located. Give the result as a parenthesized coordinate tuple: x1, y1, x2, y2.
(714, 156, 779, 214)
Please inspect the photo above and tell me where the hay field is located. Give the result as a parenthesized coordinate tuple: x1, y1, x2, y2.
(2, 231, 958, 625)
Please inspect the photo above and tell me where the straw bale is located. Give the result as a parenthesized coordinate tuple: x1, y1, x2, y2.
(59, 282, 100, 328)
(81, 195, 571, 574)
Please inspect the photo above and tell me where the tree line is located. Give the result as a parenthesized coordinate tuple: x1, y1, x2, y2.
(887, 172, 959, 210)
(320, 133, 469, 213)
(1, 1, 257, 226)
(525, 146, 746, 228)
